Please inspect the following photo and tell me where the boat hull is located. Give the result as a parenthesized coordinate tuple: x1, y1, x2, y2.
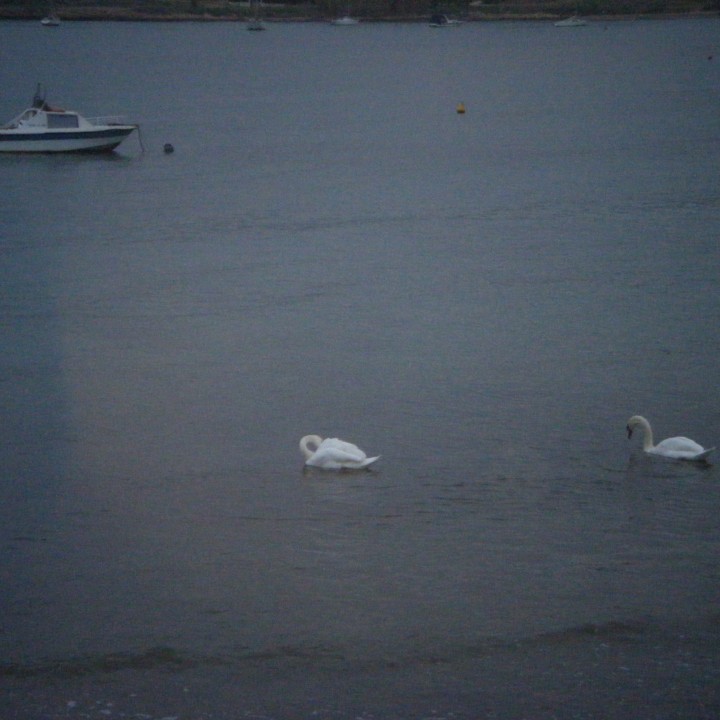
(0, 126, 136, 153)
(554, 17, 587, 26)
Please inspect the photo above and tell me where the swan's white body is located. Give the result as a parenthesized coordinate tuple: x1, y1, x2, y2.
(626, 415, 714, 462)
(299, 435, 380, 470)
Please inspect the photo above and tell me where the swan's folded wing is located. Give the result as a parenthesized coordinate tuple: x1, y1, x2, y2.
(651, 437, 714, 461)
(319, 438, 367, 461)
(325, 447, 368, 464)
(304, 446, 361, 468)
(655, 436, 705, 455)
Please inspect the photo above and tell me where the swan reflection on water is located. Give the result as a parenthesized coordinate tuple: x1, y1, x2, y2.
(300, 435, 380, 470)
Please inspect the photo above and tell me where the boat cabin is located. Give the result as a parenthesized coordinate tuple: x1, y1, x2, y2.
(3, 107, 83, 131)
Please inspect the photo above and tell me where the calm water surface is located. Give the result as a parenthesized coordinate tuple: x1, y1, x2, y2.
(1, 17, 720, 719)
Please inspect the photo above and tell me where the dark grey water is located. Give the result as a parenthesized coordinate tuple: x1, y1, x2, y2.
(1, 16, 720, 719)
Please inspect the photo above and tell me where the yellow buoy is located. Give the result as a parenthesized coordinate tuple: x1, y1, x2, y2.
(456, 102, 466, 114)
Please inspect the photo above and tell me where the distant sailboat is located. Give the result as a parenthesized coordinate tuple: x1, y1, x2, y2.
(331, 1, 359, 24)
(247, 0, 266, 30)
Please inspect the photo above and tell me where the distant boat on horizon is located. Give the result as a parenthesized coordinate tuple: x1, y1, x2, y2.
(247, 0, 266, 30)
(331, 2, 359, 24)
(331, 15, 359, 25)
(429, 13, 462, 27)
(40, 12, 60, 26)
(554, 14, 587, 27)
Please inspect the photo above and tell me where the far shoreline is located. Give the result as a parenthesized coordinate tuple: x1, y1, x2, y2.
(1, 4, 718, 24)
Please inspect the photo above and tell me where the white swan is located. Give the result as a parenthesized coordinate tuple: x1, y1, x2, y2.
(626, 415, 714, 462)
(299, 435, 380, 470)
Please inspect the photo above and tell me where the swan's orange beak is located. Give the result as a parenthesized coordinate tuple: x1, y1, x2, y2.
(626, 425, 633, 439)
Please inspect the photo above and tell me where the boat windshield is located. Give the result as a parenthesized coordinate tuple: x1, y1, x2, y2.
(47, 112, 79, 129)
(1, 108, 38, 129)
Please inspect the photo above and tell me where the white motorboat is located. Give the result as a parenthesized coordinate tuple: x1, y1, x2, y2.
(331, 2, 358, 24)
(0, 87, 138, 154)
(40, 13, 61, 26)
(429, 13, 461, 27)
(554, 15, 587, 26)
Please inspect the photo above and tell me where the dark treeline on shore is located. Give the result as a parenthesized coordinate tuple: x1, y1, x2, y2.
(0, 0, 718, 21)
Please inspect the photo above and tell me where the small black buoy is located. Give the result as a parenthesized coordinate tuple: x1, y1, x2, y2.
(163, 143, 174, 154)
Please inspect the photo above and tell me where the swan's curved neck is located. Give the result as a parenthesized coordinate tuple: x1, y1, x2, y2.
(300, 435, 323, 460)
(637, 417, 654, 450)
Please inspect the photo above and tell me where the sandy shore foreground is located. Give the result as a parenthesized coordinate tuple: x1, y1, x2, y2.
(2, 617, 719, 719)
